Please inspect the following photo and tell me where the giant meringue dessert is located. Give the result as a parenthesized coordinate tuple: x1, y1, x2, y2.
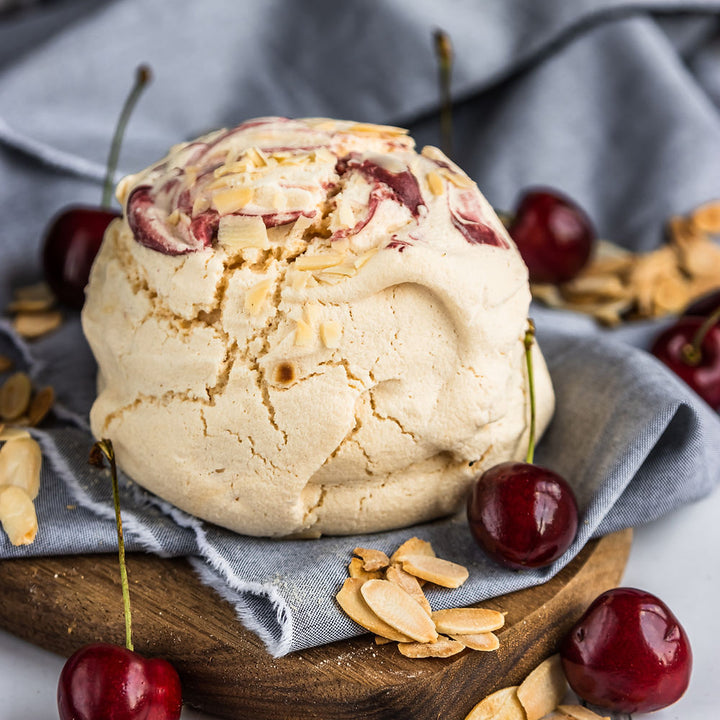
(82, 117, 554, 537)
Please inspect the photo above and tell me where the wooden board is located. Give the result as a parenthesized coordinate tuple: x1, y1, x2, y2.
(0, 529, 631, 720)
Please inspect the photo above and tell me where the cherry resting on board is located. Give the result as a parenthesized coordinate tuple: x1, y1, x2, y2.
(42, 66, 151, 309)
(560, 587, 692, 713)
(467, 321, 579, 569)
(57, 440, 182, 720)
(508, 188, 595, 284)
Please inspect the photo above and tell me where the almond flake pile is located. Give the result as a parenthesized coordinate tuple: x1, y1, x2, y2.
(530, 199, 720, 326)
(0, 364, 53, 547)
(336, 537, 503, 658)
(4, 282, 62, 340)
(464, 654, 610, 720)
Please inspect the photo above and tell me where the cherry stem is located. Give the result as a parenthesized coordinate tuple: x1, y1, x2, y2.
(433, 29, 454, 159)
(101, 64, 152, 209)
(524, 320, 537, 465)
(91, 439, 133, 651)
(681, 304, 720, 366)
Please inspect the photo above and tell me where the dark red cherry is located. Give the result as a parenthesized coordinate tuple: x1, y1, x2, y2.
(42, 206, 119, 309)
(58, 642, 182, 720)
(651, 316, 720, 410)
(560, 587, 692, 713)
(466, 461, 579, 569)
(682, 289, 720, 319)
(508, 189, 595, 284)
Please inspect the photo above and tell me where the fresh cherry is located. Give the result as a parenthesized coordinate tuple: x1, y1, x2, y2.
(508, 189, 595, 284)
(58, 440, 182, 720)
(560, 587, 692, 713)
(467, 322, 579, 569)
(651, 308, 720, 411)
(682, 288, 720, 319)
(58, 643, 182, 720)
(42, 65, 151, 310)
(467, 461, 579, 569)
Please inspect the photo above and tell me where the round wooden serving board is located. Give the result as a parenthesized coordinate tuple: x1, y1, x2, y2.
(0, 529, 631, 720)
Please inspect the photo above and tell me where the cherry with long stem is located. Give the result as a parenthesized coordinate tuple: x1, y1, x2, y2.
(43, 65, 152, 310)
(680, 304, 720, 366)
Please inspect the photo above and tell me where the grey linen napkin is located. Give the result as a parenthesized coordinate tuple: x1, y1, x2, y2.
(1, 0, 720, 656)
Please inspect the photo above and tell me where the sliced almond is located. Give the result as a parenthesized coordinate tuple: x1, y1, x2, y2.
(294, 252, 346, 271)
(0, 436, 42, 499)
(556, 705, 610, 720)
(398, 636, 464, 658)
(319, 321, 342, 349)
(432, 608, 505, 635)
(0, 372, 32, 421)
(0, 484, 37, 546)
(13, 311, 62, 339)
(244, 279, 273, 316)
(348, 557, 383, 582)
(294, 318, 314, 347)
(27, 386, 54, 427)
(0, 355, 12, 373)
(516, 654, 567, 720)
(374, 634, 392, 645)
(385, 564, 431, 615)
(335, 578, 414, 643)
(401, 554, 469, 588)
(0, 427, 31, 441)
(14, 282, 54, 304)
(211, 186, 254, 214)
(390, 537, 435, 564)
(218, 214, 269, 251)
(450, 632, 499, 652)
(464, 686, 524, 720)
(353, 547, 390, 572)
(426, 171, 445, 196)
(360, 579, 438, 643)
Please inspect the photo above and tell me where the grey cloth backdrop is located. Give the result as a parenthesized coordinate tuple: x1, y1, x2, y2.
(0, 0, 719, 656)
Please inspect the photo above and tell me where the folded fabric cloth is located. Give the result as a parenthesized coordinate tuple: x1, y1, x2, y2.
(1, 0, 719, 656)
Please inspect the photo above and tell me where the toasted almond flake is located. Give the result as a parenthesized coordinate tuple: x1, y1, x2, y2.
(243, 279, 273, 316)
(13, 311, 62, 339)
(0, 373, 32, 421)
(0, 355, 12, 373)
(218, 215, 270, 250)
(294, 318, 314, 347)
(246, 146, 268, 168)
(440, 167, 475, 188)
(426, 171, 445, 196)
(184, 165, 198, 186)
(0, 427, 31, 441)
(450, 632, 499, 651)
(0, 484, 37, 546)
(0, 436, 42, 500)
(385, 564, 431, 615)
(337, 198, 355, 228)
(374, 634, 392, 645)
(517, 654, 567, 720)
(353, 547, 390, 572)
(556, 705, 610, 720)
(335, 578, 414, 643)
(348, 557, 383, 582)
(212, 186, 254, 214)
(464, 686, 524, 720)
(432, 608, 505, 635)
(390, 537, 435, 564)
(691, 201, 720, 234)
(166, 209, 182, 226)
(319, 263, 357, 277)
(360, 579, 438, 643)
(402, 554, 469, 588)
(320, 321, 342, 349)
(398, 636, 464, 658)
(294, 252, 346, 271)
(7, 296, 55, 313)
(27, 386, 55, 427)
(291, 272, 309, 292)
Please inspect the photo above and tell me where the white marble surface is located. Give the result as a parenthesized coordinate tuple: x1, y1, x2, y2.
(1, 486, 718, 720)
